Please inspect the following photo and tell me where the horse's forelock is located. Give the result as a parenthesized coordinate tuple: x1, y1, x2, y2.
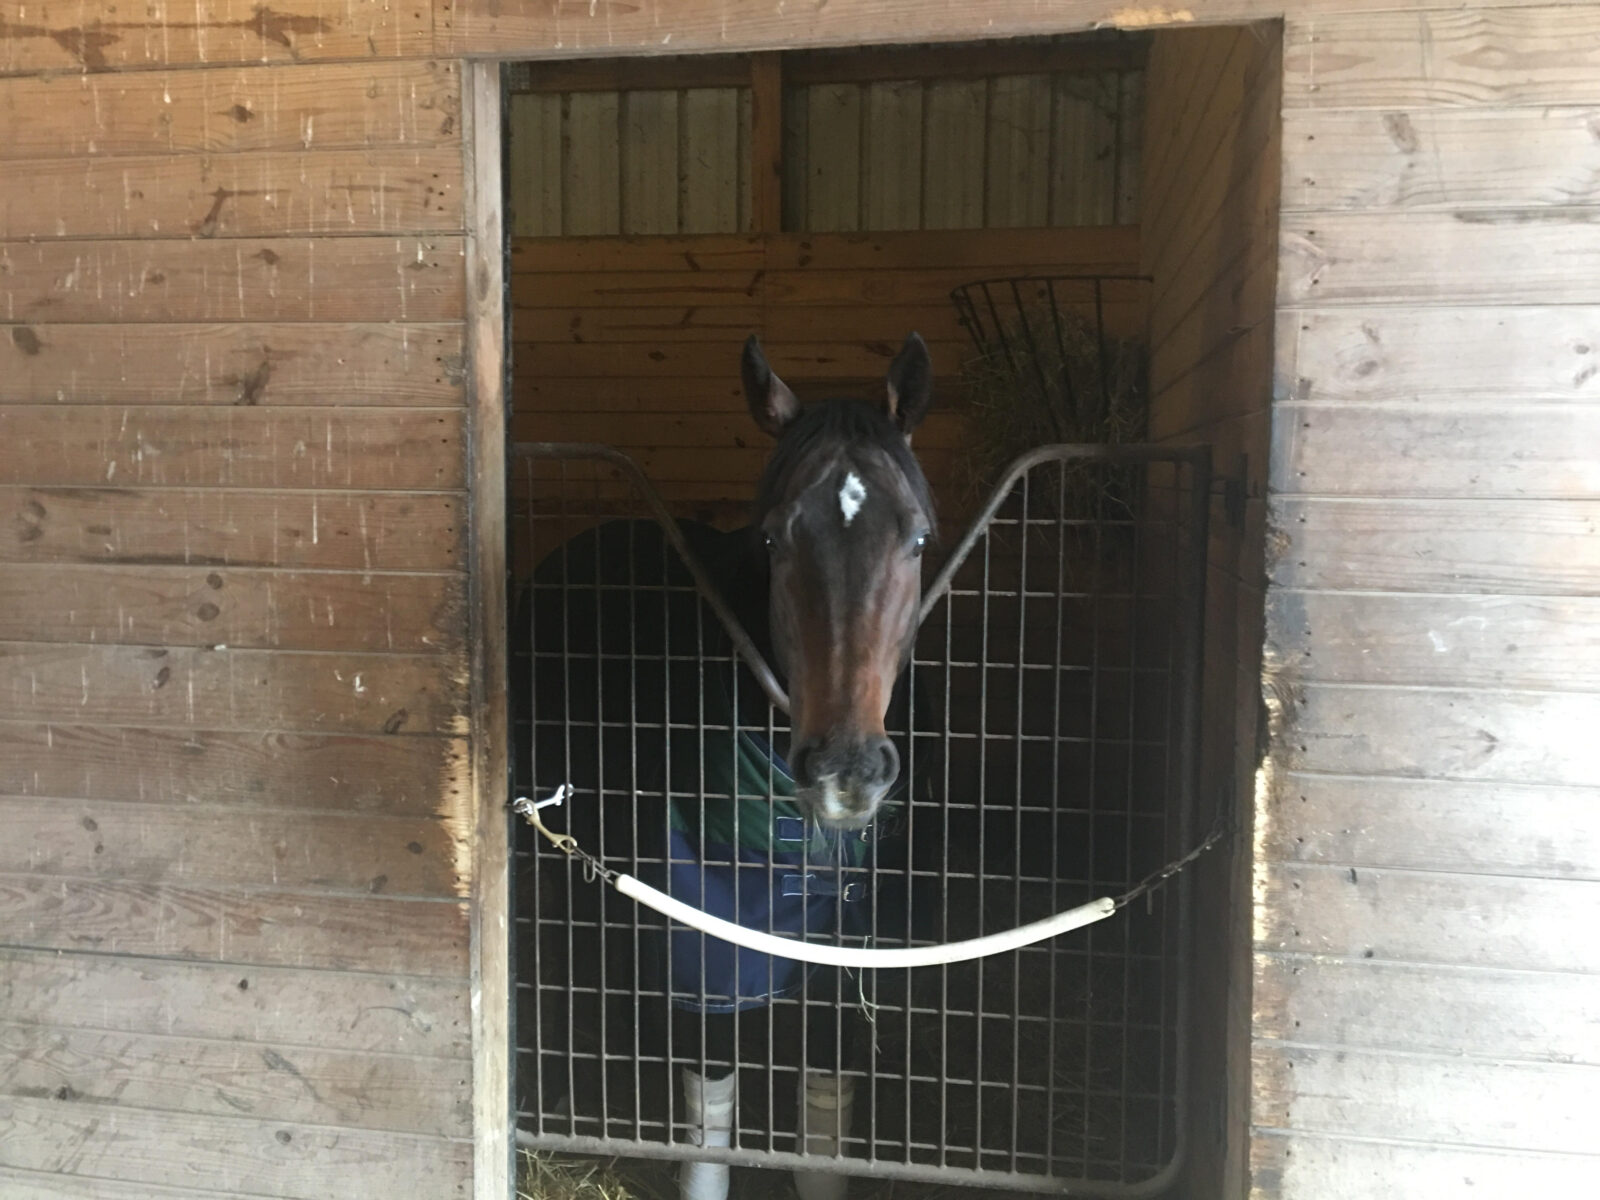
(754, 398, 935, 531)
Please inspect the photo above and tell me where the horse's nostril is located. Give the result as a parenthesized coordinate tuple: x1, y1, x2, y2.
(791, 743, 816, 786)
(873, 738, 900, 787)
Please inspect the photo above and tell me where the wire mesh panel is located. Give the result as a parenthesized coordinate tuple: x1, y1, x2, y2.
(511, 441, 1209, 1195)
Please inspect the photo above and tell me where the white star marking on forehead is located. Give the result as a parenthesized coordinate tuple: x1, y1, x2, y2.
(839, 472, 867, 525)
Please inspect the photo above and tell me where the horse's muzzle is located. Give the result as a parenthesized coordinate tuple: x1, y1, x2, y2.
(791, 733, 899, 827)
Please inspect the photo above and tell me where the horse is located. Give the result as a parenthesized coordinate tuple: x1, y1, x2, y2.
(513, 333, 939, 1200)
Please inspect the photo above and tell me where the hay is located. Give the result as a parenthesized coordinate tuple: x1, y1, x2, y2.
(958, 306, 1148, 525)
(517, 1149, 673, 1200)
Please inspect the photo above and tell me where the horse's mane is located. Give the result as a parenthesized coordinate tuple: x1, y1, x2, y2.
(752, 398, 936, 532)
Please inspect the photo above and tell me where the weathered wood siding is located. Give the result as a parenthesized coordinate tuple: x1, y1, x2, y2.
(0, 41, 475, 1200)
(1, 4, 1597, 1200)
(1255, 5, 1600, 1198)
(510, 226, 1143, 531)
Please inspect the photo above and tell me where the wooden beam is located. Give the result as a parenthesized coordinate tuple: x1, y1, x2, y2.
(463, 59, 514, 1200)
(443, 1, 1184, 64)
(783, 36, 1147, 86)
(750, 54, 785, 233)
(501, 37, 1146, 94)
(512, 52, 752, 93)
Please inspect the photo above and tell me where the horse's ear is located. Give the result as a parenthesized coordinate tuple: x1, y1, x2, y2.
(885, 332, 933, 435)
(742, 334, 800, 438)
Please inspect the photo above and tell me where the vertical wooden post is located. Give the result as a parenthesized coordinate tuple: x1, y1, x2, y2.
(464, 58, 513, 1200)
(750, 53, 785, 233)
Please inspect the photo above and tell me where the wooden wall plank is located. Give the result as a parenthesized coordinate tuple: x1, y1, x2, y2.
(1115, 69, 1145, 222)
(0, 947, 469, 1058)
(507, 92, 563, 237)
(514, 339, 970, 382)
(0, 61, 459, 160)
(863, 81, 925, 231)
(750, 55, 785, 233)
(1283, 8, 1600, 109)
(0, 875, 469, 977)
(984, 74, 1053, 227)
(0, 0, 432, 73)
(1283, 107, 1600, 211)
(679, 88, 744, 234)
(621, 90, 681, 235)
(805, 83, 864, 232)
(1253, 956, 1600, 1062)
(0, 1167, 241, 1200)
(0, 237, 465, 324)
(561, 92, 621, 236)
(1275, 684, 1600, 787)
(0, 566, 462, 655)
(1280, 212, 1600, 306)
(0, 800, 462, 898)
(1282, 306, 1600, 406)
(0, 147, 463, 240)
(0, 1096, 469, 1199)
(1268, 591, 1600, 691)
(510, 226, 1139, 273)
(1256, 862, 1600, 973)
(1251, 1132, 1600, 1200)
(1270, 405, 1600, 498)
(1254, 1043, 1595, 1152)
(1051, 72, 1119, 225)
(0, 323, 465, 408)
(921, 79, 987, 229)
(1263, 774, 1600, 880)
(512, 264, 1140, 310)
(0, 723, 466, 816)
(0, 408, 463, 491)
(0, 643, 466, 736)
(0, 1021, 471, 1136)
(1267, 497, 1600, 595)
(0, 487, 464, 573)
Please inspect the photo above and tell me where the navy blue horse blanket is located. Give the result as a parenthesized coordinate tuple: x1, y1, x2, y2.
(513, 519, 918, 1014)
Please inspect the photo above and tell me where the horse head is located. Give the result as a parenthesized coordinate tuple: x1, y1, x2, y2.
(743, 332, 936, 828)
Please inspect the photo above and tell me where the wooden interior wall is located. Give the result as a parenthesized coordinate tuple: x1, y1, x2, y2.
(510, 226, 1143, 537)
(1140, 23, 1283, 1200)
(0, 50, 476, 1200)
(507, 86, 753, 236)
(782, 69, 1144, 231)
(505, 46, 1145, 238)
(1255, 6, 1600, 1196)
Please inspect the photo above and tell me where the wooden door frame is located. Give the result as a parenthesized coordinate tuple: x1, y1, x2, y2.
(460, 15, 1253, 1200)
(463, 58, 515, 1200)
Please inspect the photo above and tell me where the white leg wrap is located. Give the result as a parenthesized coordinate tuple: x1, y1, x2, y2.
(793, 1070, 855, 1200)
(679, 1069, 735, 1200)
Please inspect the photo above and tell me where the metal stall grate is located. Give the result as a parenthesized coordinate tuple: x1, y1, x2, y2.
(510, 441, 1209, 1194)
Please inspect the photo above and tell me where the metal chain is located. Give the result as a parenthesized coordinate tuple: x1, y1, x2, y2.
(1111, 814, 1230, 914)
(515, 789, 1230, 922)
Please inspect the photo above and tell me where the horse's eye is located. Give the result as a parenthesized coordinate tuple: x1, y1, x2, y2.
(764, 532, 776, 551)
(912, 532, 928, 557)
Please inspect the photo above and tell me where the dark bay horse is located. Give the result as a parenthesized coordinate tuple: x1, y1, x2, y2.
(515, 334, 938, 1200)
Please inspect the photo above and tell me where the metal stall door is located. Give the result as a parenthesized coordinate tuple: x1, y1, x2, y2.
(510, 441, 1210, 1195)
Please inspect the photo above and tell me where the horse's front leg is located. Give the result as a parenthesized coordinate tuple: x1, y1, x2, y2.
(676, 1009, 738, 1200)
(795, 969, 856, 1200)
